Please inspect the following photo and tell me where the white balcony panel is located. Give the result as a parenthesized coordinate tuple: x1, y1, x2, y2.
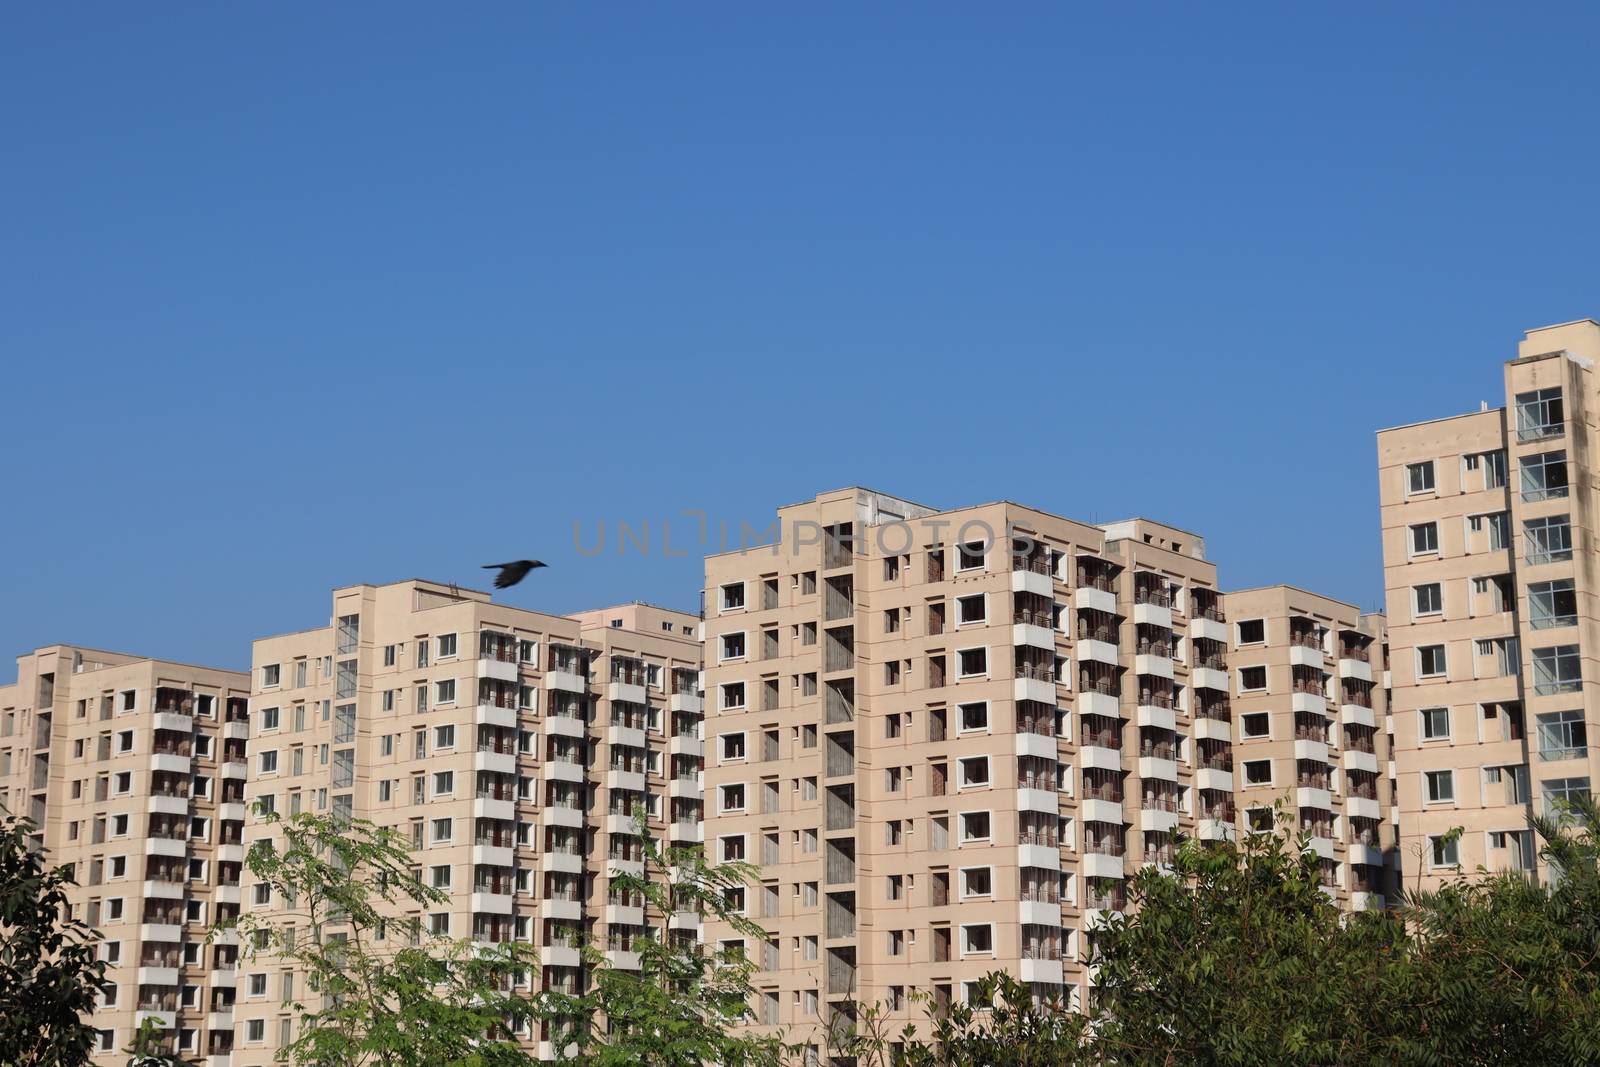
(1197, 818, 1234, 841)
(670, 821, 704, 842)
(607, 770, 646, 793)
(1018, 843, 1061, 870)
(544, 671, 587, 694)
(471, 892, 514, 914)
(542, 945, 582, 968)
(140, 923, 183, 943)
(1291, 692, 1327, 714)
(221, 761, 248, 780)
(1138, 756, 1178, 782)
(1340, 704, 1376, 728)
(608, 859, 645, 879)
(1191, 667, 1228, 692)
(222, 721, 249, 741)
(152, 712, 193, 734)
(1134, 654, 1174, 680)
(1074, 586, 1117, 615)
(1019, 958, 1064, 984)
(138, 966, 180, 986)
(1016, 787, 1058, 813)
(145, 837, 188, 858)
(541, 853, 584, 875)
(474, 798, 516, 821)
(1132, 602, 1171, 629)
(1294, 740, 1329, 764)
(1013, 623, 1055, 651)
(1017, 900, 1061, 926)
(608, 725, 646, 750)
(1351, 891, 1384, 912)
(1081, 852, 1125, 880)
(669, 693, 703, 714)
(474, 844, 514, 868)
(1339, 658, 1374, 682)
(1014, 732, 1058, 759)
(143, 879, 185, 900)
(605, 950, 642, 970)
(1192, 716, 1232, 742)
(606, 813, 641, 836)
(546, 715, 587, 739)
(1342, 750, 1378, 774)
(1296, 787, 1332, 810)
(1080, 745, 1122, 773)
(542, 806, 583, 829)
(1346, 796, 1381, 821)
(1014, 677, 1057, 705)
(206, 1010, 233, 1031)
(605, 904, 645, 927)
(135, 1010, 177, 1029)
(1349, 843, 1384, 867)
(1196, 767, 1233, 793)
(1012, 569, 1054, 598)
(1288, 645, 1324, 669)
(1136, 704, 1175, 731)
(668, 778, 702, 800)
(1080, 797, 1124, 825)
(1189, 617, 1227, 643)
(149, 753, 191, 775)
(669, 910, 701, 930)
(1139, 808, 1180, 833)
(608, 681, 647, 706)
(1077, 691, 1120, 719)
(216, 885, 240, 904)
(475, 750, 517, 776)
(476, 704, 517, 729)
(1077, 639, 1119, 667)
(1306, 836, 1336, 860)
(479, 658, 519, 683)
(543, 760, 584, 784)
(669, 735, 703, 758)
(217, 802, 246, 823)
(543, 898, 582, 922)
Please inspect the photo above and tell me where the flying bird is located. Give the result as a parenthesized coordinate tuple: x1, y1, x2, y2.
(482, 560, 546, 589)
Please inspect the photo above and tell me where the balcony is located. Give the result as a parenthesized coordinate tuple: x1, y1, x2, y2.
(607, 769, 646, 793)
(1136, 704, 1176, 731)
(1017, 842, 1061, 870)
(1078, 638, 1119, 666)
(608, 681, 647, 706)
(220, 760, 247, 781)
(473, 797, 516, 821)
(541, 806, 583, 830)
(479, 657, 519, 684)
(471, 892, 514, 914)
(1191, 666, 1228, 692)
(541, 852, 584, 875)
(1138, 756, 1178, 782)
(670, 692, 703, 714)
(1080, 737, 1122, 772)
(1342, 749, 1379, 774)
(1131, 602, 1171, 629)
(1011, 568, 1054, 598)
(670, 820, 703, 843)
(144, 837, 188, 858)
(1294, 739, 1329, 763)
(1020, 957, 1064, 985)
(1013, 732, 1057, 760)
(474, 703, 517, 729)
(544, 670, 587, 694)
(1082, 852, 1125, 880)
(542, 945, 582, 969)
(543, 758, 584, 784)
(473, 843, 514, 867)
(1290, 691, 1327, 714)
(1078, 689, 1120, 718)
(1134, 653, 1174, 680)
(1189, 616, 1227, 643)
(1074, 586, 1117, 616)
(1346, 796, 1381, 821)
(668, 776, 702, 800)
(1295, 786, 1332, 811)
(475, 749, 517, 776)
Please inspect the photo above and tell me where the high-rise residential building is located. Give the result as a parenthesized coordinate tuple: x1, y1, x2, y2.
(1223, 586, 1395, 909)
(233, 580, 700, 1065)
(0, 644, 251, 1066)
(1378, 318, 1600, 889)
(698, 487, 1391, 1060)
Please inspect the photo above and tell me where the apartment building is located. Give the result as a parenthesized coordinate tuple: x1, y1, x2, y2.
(699, 487, 1258, 1057)
(234, 580, 699, 1065)
(1378, 318, 1600, 889)
(1223, 587, 1395, 908)
(0, 644, 251, 1066)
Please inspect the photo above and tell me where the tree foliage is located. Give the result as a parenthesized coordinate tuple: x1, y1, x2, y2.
(0, 813, 112, 1067)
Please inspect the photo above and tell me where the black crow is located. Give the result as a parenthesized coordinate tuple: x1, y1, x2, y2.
(482, 560, 546, 589)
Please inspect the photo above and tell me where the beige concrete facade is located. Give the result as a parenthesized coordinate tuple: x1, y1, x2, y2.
(698, 488, 1392, 1059)
(233, 580, 699, 1064)
(1379, 319, 1600, 890)
(0, 644, 251, 1065)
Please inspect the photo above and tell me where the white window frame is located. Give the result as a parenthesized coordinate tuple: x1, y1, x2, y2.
(1419, 706, 1451, 742)
(1409, 522, 1440, 558)
(1412, 583, 1443, 618)
(720, 582, 747, 613)
(719, 631, 748, 663)
(959, 921, 997, 958)
(1417, 644, 1448, 679)
(955, 646, 989, 680)
(957, 701, 990, 734)
(955, 593, 987, 628)
(1406, 460, 1436, 496)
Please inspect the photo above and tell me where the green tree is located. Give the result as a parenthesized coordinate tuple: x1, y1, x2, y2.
(895, 972, 1087, 1067)
(123, 1015, 200, 1067)
(0, 812, 112, 1067)
(547, 816, 792, 1067)
(234, 809, 540, 1067)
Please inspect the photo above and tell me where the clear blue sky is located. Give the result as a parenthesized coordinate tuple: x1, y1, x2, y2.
(4, 3, 1597, 671)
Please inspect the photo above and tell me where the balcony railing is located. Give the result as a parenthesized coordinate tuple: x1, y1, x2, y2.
(1084, 840, 1125, 857)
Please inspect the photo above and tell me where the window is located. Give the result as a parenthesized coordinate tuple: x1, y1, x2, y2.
(1243, 759, 1272, 786)
(249, 973, 268, 996)
(959, 811, 991, 842)
(1516, 387, 1564, 439)
(1240, 712, 1269, 739)
(1417, 645, 1447, 679)
(430, 864, 452, 889)
(1413, 583, 1442, 617)
(958, 702, 989, 733)
(1480, 449, 1508, 489)
(959, 756, 990, 788)
(1429, 834, 1460, 868)
(1425, 769, 1455, 803)
(1239, 666, 1267, 692)
(957, 647, 988, 678)
(1532, 645, 1581, 695)
(720, 834, 747, 862)
(721, 732, 747, 762)
(383, 644, 397, 667)
(259, 706, 280, 731)
(1236, 619, 1265, 645)
(431, 818, 453, 844)
(720, 583, 746, 611)
(1406, 460, 1436, 495)
(1537, 711, 1587, 762)
(1520, 450, 1570, 501)
(437, 633, 457, 658)
(1525, 515, 1573, 565)
(433, 771, 454, 797)
(1544, 776, 1591, 811)
(960, 867, 993, 898)
(720, 783, 746, 812)
(961, 923, 995, 955)
(116, 730, 133, 753)
(1420, 707, 1450, 741)
(245, 1020, 265, 1043)
(1529, 579, 1577, 630)
(1409, 522, 1439, 556)
(958, 542, 985, 571)
(435, 679, 456, 704)
(434, 724, 455, 749)
(956, 594, 986, 626)
(262, 664, 281, 688)
(430, 913, 451, 936)
(720, 632, 747, 661)
(721, 682, 746, 711)
(258, 751, 278, 774)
